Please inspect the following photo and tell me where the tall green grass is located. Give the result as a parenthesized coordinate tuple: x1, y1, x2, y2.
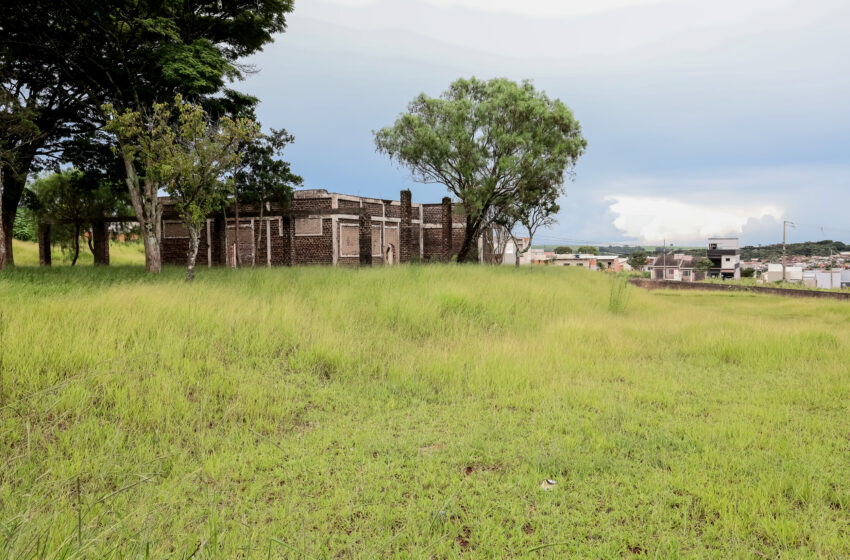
(1, 264, 849, 558)
(10, 239, 146, 267)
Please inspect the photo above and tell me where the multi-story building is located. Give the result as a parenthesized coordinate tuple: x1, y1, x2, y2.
(707, 237, 741, 280)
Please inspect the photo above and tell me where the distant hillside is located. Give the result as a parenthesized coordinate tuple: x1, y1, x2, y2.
(533, 240, 848, 259)
(739, 240, 848, 261)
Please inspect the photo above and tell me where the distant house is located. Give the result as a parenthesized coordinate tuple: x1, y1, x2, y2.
(502, 237, 530, 266)
(802, 270, 850, 289)
(552, 253, 597, 268)
(649, 253, 704, 282)
(762, 263, 803, 283)
(553, 253, 622, 271)
(522, 248, 554, 265)
(707, 237, 741, 280)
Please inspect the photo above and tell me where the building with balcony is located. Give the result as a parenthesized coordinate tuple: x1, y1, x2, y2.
(707, 237, 741, 280)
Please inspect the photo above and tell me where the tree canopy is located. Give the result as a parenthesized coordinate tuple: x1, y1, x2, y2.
(627, 250, 648, 268)
(375, 77, 586, 262)
(105, 96, 259, 281)
(577, 245, 599, 255)
(0, 0, 295, 271)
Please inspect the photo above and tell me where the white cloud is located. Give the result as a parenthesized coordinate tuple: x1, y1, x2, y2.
(605, 195, 783, 243)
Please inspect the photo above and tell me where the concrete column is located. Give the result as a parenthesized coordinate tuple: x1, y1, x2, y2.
(359, 211, 372, 267)
(38, 223, 51, 267)
(400, 189, 412, 263)
(92, 221, 110, 266)
(441, 196, 452, 262)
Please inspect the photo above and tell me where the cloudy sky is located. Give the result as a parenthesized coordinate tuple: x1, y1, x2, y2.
(240, 0, 850, 246)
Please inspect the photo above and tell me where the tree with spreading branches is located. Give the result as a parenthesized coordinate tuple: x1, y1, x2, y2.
(375, 77, 586, 262)
(105, 96, 259, 281)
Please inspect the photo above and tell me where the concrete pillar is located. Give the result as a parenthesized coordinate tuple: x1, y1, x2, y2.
(359, 211, 372, 267)
(38, 223, 51, 267)
(92, 221, 110, 266)
(400, 189, 412, 263)
(441, 196, 452, 262)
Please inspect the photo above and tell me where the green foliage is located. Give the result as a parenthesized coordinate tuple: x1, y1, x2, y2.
(1, 265, 849, 556)
(599, 245, 647, 256)
(741, 267, 756, 278)
(375, 77, 586, 261)
(11, 207, 36, 242)
(553, 246, 573, 254)
(234, 128, 302, 214)
(696, 258, 714, 271)
(627, 250, 648, 269)
(27, 169, 128, 264)
(105, 96, 260, 280)
(577, 245, 599, 255)
(741, 240, 848, 260)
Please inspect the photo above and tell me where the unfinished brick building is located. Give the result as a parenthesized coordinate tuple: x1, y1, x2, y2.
(161, 189, 470, 267)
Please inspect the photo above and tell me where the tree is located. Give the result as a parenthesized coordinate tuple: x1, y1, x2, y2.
(374, 77, 586, 262)
(554, 246, 573, 254)
(28, 170, 126, 265)
(490, 180, 560, 268)
(105, 96, 259, 281)
(577, 245, 599, 255)
(627, 250, 648, 269)
(1, 0, 295, 272)
(696, 258, 714, 271)
(0, 91, 40, 270)
(0, 43, 93, 266)
(741, 268, 755, 278)
(233, 128, 302, 267)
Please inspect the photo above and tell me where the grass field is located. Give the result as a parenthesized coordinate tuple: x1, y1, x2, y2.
(1, 251, 849, 558)
(10, 239, 147, 268)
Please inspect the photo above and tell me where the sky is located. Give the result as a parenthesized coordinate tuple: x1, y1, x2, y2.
(239, 0, 850, 247)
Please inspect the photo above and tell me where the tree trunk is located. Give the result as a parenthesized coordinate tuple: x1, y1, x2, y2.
(456, 214, 482, 263)
(0, 166, 5, 271)
(119, 141, 162, 273)
(87, 228, 95, 255)
(185, 223, 200, 282)
(71, 223, 81, 266)
(0, 151, 36, 267)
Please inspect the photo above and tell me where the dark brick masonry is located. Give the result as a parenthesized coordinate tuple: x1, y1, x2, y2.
(161, 189, 470, 267)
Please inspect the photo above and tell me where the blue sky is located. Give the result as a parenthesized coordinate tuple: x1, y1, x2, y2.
(239, 0, 850, 246)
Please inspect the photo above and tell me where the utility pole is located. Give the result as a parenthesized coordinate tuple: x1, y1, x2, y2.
(782, 220, 795, 283)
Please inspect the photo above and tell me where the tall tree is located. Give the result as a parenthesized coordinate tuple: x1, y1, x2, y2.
(0, 0, 294, 272)
(375, 77, 586, 262)
(0, 91, 40, 270)
(233, 128, 302, 267)
(106, 96, 259, 281)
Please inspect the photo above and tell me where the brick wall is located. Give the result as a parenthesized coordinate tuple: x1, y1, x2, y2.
(295, 217, 333, 265)
(160, 190, 470, 267)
